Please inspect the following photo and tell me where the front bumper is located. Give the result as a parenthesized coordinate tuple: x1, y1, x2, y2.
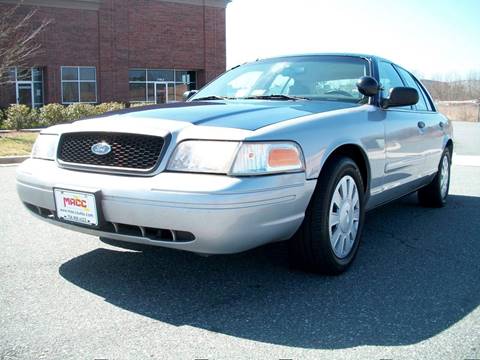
(16, 159, 316, 254)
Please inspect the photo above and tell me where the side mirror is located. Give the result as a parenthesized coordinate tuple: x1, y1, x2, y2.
(183, 90, 198, 101)
(381, 87, 419, 109)
(356, 76, 379, 97)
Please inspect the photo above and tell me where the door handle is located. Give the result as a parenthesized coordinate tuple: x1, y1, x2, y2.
(439, 121, 444, 128)
(417, 121, 425, 129)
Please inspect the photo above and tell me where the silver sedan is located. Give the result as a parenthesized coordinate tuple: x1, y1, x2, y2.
(16, 54, 453, 274)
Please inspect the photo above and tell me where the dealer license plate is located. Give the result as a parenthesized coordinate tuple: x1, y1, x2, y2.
(54, 189, 98, 226)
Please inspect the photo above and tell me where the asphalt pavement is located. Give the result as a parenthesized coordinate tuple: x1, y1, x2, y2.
(451, 121, 480, 156)
(1, 122, 479, 359)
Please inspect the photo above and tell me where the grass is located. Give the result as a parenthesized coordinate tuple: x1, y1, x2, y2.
(0, 132, 38, 157)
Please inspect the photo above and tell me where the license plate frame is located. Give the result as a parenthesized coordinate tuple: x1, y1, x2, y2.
(53, 188, 104, 229)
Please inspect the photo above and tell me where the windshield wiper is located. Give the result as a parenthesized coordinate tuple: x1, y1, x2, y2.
(191, 95, 230, 101)
(242, 94, 310, 101)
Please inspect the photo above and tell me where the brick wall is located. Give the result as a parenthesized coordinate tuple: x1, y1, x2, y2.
(0, 0, 227, 107)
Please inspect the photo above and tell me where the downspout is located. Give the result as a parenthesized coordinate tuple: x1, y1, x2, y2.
(203, 0, 207, 86)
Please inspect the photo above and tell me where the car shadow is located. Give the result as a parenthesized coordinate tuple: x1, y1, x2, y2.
(59, 194, 480, 349)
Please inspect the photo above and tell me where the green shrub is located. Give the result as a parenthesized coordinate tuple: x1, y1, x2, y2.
(4, 104, 37, 130)
(39, 103, 66, 127)
(95, 102, 125, 115)
(64, 103, 97, 121)
(129, 102, 155, 108)
(0, 109, 4, 129)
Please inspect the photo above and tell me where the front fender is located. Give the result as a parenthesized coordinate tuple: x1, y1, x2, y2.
(246, 105, 385, 188)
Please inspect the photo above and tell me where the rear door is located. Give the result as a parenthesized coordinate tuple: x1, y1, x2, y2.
(378, 61, 430, 192)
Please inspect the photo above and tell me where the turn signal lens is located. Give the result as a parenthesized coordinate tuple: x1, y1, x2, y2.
(268, 148, 302, 168)
(230, 142, 304, 176)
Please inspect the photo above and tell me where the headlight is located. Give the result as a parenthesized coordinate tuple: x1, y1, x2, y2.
(167, 140, 240, 174)
(31, 134, 59, 160)
(230, 142, 304, 175)
(167, 140, 305, 176)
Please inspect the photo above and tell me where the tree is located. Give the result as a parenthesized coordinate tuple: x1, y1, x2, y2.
(425, 72, 480, 101)
(0, 3, 50, 85)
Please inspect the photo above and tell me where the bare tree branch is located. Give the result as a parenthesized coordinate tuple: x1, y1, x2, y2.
(424, 71, 480, 101)
(0, 3, 51, 85)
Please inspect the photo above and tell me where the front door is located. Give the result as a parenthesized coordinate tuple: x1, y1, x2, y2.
(378, 61, 430, 193)
(154, 82, 176, 104)
(155, 83, 167, 104)
(17, 83, 33, 106)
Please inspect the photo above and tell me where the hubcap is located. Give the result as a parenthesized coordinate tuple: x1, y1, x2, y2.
(329, 175, 360, 259)
(440, 155, 450, 198)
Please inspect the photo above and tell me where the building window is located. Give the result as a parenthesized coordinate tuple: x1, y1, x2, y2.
(10, 67, 44, 108)
(128, 69, 197, 104)
(61, 66, 97, 104)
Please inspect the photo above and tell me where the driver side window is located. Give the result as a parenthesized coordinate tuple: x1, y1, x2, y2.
(378, 61, 411, 110)
(394, 65, 430, 111)
(378, 61, 405, 98)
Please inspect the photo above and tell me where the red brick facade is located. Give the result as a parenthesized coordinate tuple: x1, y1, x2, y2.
(0, 0, 228, 107)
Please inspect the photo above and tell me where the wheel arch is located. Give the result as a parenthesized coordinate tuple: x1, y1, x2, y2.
(318, 143, 371, 196)
(445, 138, 453, 153)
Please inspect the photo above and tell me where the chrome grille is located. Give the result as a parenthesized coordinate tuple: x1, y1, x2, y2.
(57, 132, 165, 172)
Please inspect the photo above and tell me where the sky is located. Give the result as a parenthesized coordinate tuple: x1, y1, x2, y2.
(226, 0, 480, 79)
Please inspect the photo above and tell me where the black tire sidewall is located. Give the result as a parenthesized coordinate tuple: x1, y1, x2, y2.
(310, 158, 366, 270)
(417, 147, 452, 208)
(439, 148, 451, 204)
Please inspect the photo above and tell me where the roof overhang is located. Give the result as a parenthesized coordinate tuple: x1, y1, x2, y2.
(0, 0, 231, 11)
(156, 0, 231, 8)
(0, 0, 102, 10)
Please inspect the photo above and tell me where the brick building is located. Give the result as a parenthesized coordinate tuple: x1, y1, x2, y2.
(0, 0, 229, 108)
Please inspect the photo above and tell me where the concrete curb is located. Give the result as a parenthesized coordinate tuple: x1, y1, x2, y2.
(0, 129, 42, 134)
(0, 155, 29, 165)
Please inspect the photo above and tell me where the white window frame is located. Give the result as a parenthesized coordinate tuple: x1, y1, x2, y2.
(61, 66, 97, 104)
(11, 67, 44, 108)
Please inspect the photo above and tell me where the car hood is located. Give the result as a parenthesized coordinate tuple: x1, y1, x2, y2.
(72, 100, 359, 132)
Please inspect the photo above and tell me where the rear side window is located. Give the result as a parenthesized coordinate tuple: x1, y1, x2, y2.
(394, 66, 429, 111)
(378, 61, 411, 110)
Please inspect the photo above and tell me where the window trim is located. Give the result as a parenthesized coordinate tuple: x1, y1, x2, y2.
(128, 68, 197, 103)
(61, 66, 97, 104)
(11, 67, 44, 108)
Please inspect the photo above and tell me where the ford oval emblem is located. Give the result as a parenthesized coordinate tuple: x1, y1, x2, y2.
(91, 142, 112, 156)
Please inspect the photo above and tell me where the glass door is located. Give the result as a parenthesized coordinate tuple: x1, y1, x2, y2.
(154, 82, 176, 104)
(17, 83, 33, 106)
(155, 82, 167, 104)
(13, 68, 44, 108)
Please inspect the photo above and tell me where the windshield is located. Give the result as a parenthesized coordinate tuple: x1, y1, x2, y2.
(191, 56, 370, 103)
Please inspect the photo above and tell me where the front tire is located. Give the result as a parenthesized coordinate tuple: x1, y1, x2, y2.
(289, 157, 365, 275)
(418, 148, 451, 208)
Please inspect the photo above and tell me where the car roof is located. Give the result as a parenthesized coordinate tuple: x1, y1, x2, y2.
(250, 53, 392, 64)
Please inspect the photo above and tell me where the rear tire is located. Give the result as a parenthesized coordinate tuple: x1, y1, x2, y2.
(418, 148, 451, 208)
(289, 156, 365, 275)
